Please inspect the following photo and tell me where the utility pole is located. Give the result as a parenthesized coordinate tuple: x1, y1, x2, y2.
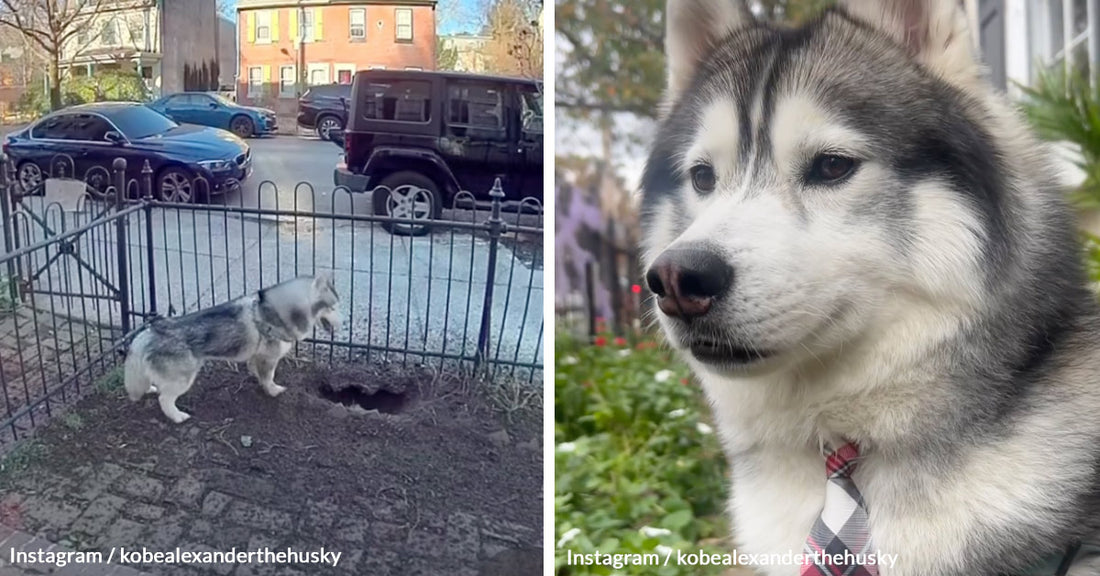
(297, 2, 306, 95)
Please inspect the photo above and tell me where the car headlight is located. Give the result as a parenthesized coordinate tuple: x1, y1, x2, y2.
(198, 159, 234, 171)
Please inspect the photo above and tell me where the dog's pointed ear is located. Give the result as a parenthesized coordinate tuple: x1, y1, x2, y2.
(665, 0, 753, 105)
(840, 0, 979, 85)
(312, 272, 333, 290)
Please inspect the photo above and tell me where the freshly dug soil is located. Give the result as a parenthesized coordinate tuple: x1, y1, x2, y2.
(0, 359, 543, 575)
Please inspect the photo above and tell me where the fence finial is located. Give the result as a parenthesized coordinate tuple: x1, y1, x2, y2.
(141, 160, 153, 200)
(490, 177, 504, 199)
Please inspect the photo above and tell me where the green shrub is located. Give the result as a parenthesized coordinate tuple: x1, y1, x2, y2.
(555, 332, 729, 575)
(17, 71, 149, 116)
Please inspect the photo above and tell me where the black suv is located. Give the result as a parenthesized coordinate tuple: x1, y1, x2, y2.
(332, 70, 543, 235)
(297, 83, 351, 141)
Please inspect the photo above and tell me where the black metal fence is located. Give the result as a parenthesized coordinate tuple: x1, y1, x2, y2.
(0, 154, 544, 446)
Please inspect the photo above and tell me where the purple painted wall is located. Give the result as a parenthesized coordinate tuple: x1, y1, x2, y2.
(554, 183, 615, 326)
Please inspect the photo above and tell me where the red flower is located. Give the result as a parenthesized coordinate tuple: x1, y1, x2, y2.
(594, 336, 607, 347)
(613, 337, 627, 346)
(681, 378, 690, 386)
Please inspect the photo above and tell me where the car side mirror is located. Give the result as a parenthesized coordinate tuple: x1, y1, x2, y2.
(104, 131, 125, 145)
(209, 102, 218, 109)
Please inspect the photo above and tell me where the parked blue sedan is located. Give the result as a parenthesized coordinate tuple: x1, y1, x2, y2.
(3, 102, 252, 203)
(149, 92, 277, 138)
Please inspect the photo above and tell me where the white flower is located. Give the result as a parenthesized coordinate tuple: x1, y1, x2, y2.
(667, 408, 687, 418)
(562, 355, 579, 365)
(656, 544, 675, 557)
(557, 528, 581, 548)
(639, 526, 672, 538)
(557, 442, 576, 453)
(655, 369, 674, 382)
(696, 422, 713, 435)
(618, 349, 631, 357)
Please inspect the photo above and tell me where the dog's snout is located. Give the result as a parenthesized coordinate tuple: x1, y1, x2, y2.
(646, 246, 733, 320)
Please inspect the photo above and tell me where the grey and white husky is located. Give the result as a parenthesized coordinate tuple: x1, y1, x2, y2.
(124, 274, 341, 424)
(640, 0, 1100, 574)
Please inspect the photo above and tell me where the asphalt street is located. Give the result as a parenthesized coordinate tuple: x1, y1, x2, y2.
(1, 135, 544, 374)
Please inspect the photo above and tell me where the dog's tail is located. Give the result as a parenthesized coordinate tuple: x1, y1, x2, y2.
(124, 330, 154, 401)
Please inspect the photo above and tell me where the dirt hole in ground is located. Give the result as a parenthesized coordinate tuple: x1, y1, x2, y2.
(317, 383, 411, 414)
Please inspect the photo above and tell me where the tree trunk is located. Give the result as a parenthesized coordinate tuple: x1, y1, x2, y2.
(48, 55, 61, 111)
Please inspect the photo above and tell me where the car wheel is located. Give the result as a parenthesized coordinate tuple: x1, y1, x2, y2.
(157, 167, 195, 203)
(373, 171, 442, 236)
(16, 162, 43, 195)
(84, 166, 112, 201)
(230, 115, 254, 138)
(317, 116, 341, 141)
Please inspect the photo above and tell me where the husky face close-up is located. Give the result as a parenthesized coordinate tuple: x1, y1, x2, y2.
(643, 0, 1016, 376)
(641, 0, 1100, 574)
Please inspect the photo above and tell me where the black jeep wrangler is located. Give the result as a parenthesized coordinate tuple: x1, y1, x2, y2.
(332, 70, 543, 235)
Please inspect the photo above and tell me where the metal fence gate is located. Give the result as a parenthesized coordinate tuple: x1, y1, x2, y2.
(0, 154, 544, 446)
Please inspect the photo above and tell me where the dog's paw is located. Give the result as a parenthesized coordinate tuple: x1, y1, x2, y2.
(265, 384, 286, 398)
(169, 411, 191, 424)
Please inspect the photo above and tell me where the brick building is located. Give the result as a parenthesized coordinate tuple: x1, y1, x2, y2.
(236, 0, 437, 112)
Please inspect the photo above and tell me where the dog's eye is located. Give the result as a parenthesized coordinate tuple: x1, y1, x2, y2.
(807, 154, 858, 184)
(690, 165, 717, 194)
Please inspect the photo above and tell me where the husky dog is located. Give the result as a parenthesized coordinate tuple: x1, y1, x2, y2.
(640, 0, 1100, 574)
(124, 274, 341, 424)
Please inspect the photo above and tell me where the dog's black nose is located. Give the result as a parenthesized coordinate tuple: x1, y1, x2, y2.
(646, 245, 733, 320)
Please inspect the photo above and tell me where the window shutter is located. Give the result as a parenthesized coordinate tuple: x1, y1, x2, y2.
(314, 8, 323, 40)
(271, 9, 279, 42)
(289, 8, 298, 43)
(246, 12, 255, 43)
(263, 65, 271, 82)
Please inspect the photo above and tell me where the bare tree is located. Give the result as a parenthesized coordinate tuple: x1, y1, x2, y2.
(0, 0, 114, 111)
(484, 0, 542, 79)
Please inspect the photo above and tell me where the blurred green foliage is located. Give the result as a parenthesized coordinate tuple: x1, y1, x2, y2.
(18, 71, 148, 117)
(555, 0, 833, 121)
(1019, 66, 1100, 283)
(555, 332, 729, 575)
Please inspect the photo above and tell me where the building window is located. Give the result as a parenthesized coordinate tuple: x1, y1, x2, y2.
(337, 69, 353, 84)
(279, 65, 296, 97)
(256, 10, 271, 43)
(248, 66, 263, 96)
(100, 20, 117, 45)
(310, 67, 329, 85)
(395, 8, 413, 42)
(1031, 0, 1094, 79)
(301, 9, 315, 42)
(349, 8, 365, 41)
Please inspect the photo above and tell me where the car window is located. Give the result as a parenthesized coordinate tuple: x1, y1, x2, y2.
(447, 83, 503, 131)
(68, 114, 113, 141)
(110, 106, 179, 139)
(360, 81, 431, 123)
(519, 85, 543, 136)
(165, 94, 190, 107)
(207, 93, 233, 107)
(31, 114, 79, 140)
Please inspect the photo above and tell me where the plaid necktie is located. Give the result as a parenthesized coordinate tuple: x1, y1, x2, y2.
(801, 442, 880, 576)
